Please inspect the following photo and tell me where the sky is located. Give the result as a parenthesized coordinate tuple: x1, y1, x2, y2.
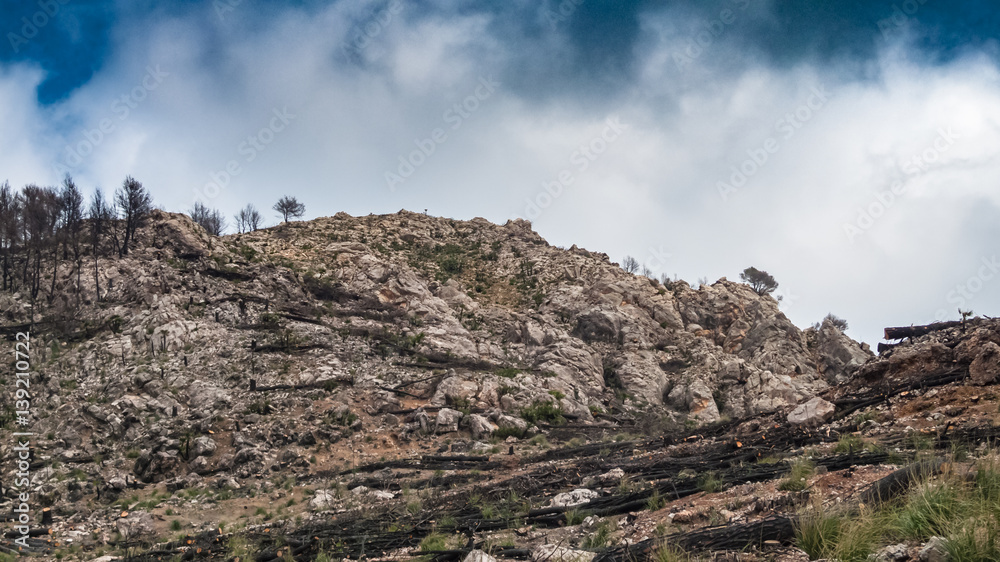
(1, 0, 999, 345)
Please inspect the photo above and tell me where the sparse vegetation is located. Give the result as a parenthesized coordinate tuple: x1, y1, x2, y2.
(779, 458, 815, 491)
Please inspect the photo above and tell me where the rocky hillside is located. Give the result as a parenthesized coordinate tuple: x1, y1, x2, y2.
(3, 210, 997, 562)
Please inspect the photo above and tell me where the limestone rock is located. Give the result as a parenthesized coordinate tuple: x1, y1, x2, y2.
(435, 408, 463, 433)
(495, 414, 528, 434)
(532, 544, 596, 562)
(310, 490, 337, 511)
(875, 543, 910, 562)
(431, 376, 479, 407)
(970, 342, 1000, 385)
(467, 414, 494, 440)
(116, 511, 155, 540)
(787, 397, 836, 426)
(918, 536, 950, 562)
(191, 436, 217, 458)
(815, 319, 873, 383)
(548, 488, 598, 507)
(463, 550, 497, 562)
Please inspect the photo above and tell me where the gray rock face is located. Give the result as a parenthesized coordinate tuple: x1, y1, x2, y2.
(970, 342, 1000, 385)
(787, 397, 836, 426)
(815, 319, 874, 383)
(116, 511, 155, 540)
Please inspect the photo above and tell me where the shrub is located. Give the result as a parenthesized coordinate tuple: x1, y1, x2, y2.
(582, 519, 616, 548)
(698, 471, 724, 494)
(493, 426, 526, 440)
(778, 458, 814, 492)
(646, 489, 666, 511)
(565, 508, 588, 526)
(496, 368, 522, 378)
(823, 313, 849, 331)
(520, 400, 565, 425)
(419, 533, 449, 552)
(834, 434, 875, 454)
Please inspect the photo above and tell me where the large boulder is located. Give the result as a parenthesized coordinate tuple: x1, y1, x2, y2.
(467, 414, 494, 440)
(191, 436, 217, 458)
(142, 210, 215, 259)
(116, 511, 156, 541)
(431, 376, 479, 407)
(435, 408, 463, 434)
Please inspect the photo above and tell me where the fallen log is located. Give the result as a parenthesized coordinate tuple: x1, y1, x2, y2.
(3, 527, 50, 539)
(877, 341, 900, 355)
(858, 459, 944, 506)
(884, 321, 962, 340)
(422, 455, 490, 463)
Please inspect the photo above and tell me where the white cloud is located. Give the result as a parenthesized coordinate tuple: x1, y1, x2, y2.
(0, 7, 998, 346)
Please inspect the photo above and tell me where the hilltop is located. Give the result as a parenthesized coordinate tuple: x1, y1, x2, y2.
(1, 210, 997, 562)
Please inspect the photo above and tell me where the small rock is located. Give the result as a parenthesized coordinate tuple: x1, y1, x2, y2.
(669, 509, 696, 524)
(875, 543, 909, 562)
(463, 550, 497, 562)
(531, 544, 595, 562)
(549, 489, 598, 508)
(919, 536, 950, 562)
(350, 486, 395, 500)
(597, 467, 625, 484)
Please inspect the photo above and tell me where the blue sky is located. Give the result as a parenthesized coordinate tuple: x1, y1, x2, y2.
(2, 0, 1000, 345)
